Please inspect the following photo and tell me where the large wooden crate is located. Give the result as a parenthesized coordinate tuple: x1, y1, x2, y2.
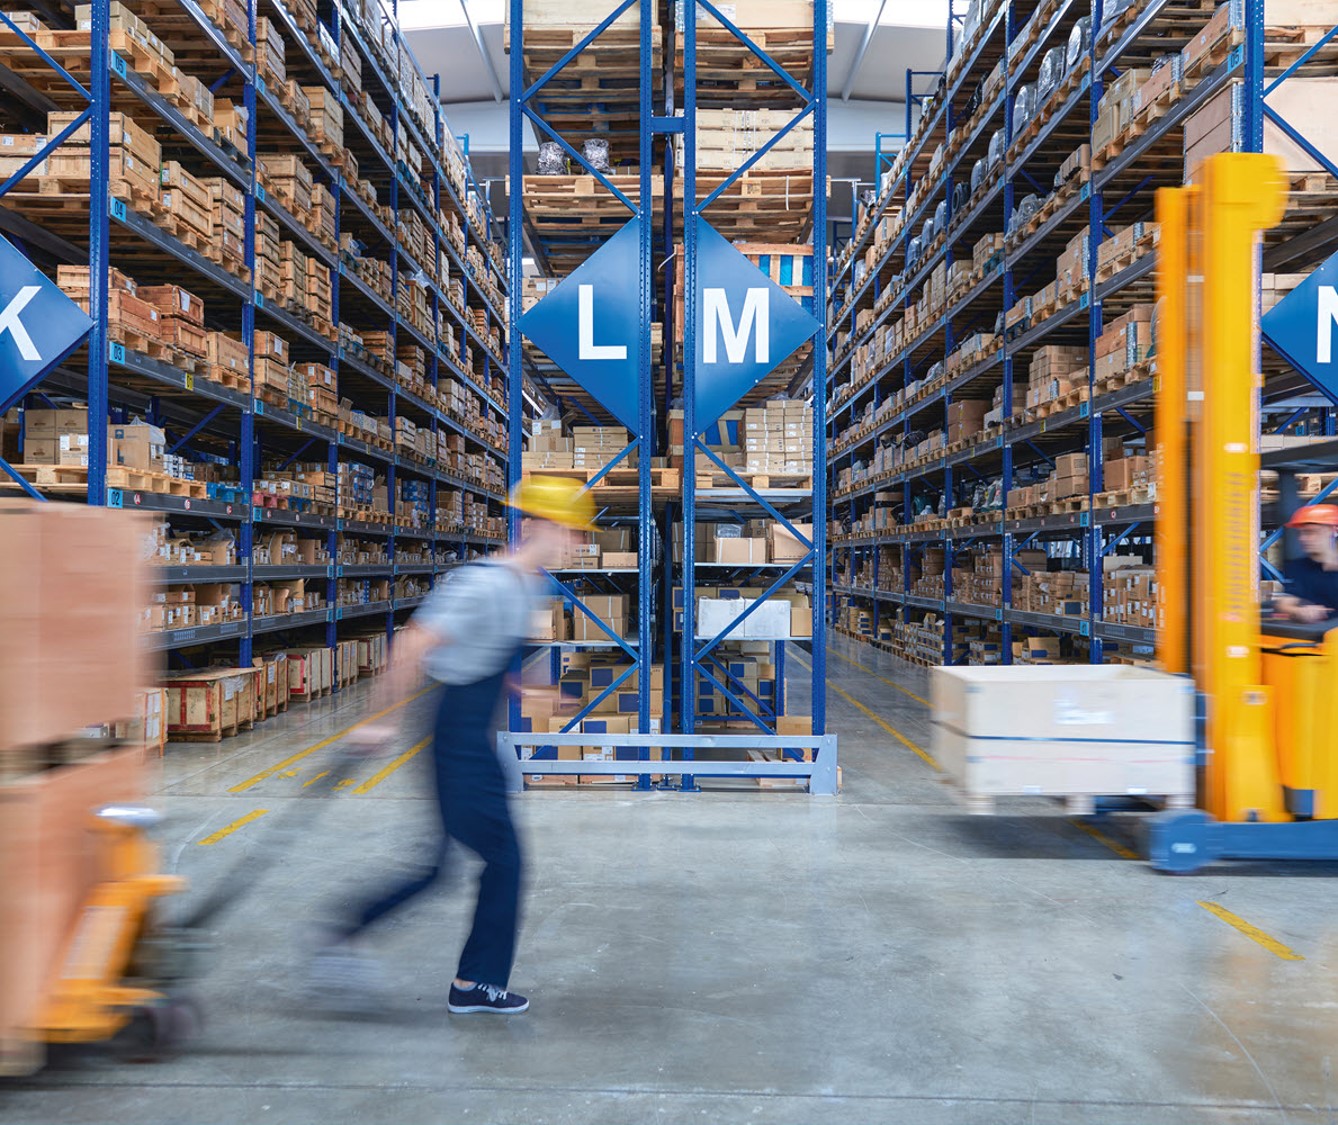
(286, 646, 333, 700)
(336, 639, 360, 688)
(0, 745, 147, 1076)
(163, 669, 256, 742)
(113, 687, 166, 757)
(356, 633, 387, 675)
(250, 654, 288, 719)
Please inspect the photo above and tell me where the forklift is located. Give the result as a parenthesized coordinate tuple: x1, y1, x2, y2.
(1145, 152, 1338, 872)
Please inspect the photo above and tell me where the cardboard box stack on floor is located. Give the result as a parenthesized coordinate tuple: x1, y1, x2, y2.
(0, 502, 160, 1077)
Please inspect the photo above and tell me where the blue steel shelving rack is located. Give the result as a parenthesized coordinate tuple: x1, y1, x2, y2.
(0, 0, 512, 683)
(504, 0, 836, 791)
(825, 0, 1338, 666)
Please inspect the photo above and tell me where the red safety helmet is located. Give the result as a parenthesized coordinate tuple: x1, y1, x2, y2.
(1287, 504, 1338, 529)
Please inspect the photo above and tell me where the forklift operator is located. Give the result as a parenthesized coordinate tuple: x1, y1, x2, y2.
(1274, 504, 1338, 624)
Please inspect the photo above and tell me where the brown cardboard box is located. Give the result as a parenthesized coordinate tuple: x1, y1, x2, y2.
(602, 552, 638, 568)
(573, 614, 625, 642)
(715, 537, 766, 565)
(0, 503, 151, 752)
(768, 522, 813, 564)
(108, 422, 165, 470)
(1184, 77, 1338, 177)
(23, 408, 88, 438)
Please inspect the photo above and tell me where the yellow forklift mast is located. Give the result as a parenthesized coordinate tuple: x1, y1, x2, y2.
(1149, 152, 1338, 871)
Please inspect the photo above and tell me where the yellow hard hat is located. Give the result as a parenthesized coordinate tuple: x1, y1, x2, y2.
(507, 475, 598, 531)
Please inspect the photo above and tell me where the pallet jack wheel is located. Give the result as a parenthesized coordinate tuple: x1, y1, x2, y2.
(1146, 809, 1221, 874)
(113, 995, 203, 1063)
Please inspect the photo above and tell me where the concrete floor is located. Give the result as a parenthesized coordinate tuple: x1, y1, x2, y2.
(4, 634, 1338, 1124)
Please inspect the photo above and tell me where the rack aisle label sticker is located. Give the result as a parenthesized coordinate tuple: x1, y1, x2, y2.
(692, 217, 821, 428)
(1262, 250, 1338, 404)
(518, 216, 643, 430)
(0, 233, 94, 403)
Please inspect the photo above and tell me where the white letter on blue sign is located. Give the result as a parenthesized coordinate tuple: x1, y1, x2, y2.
(1318, 285, 1338, 365)
(703, 288, 769, 365)
(0, 285, 42, 362)
(578, 284, 627, 361)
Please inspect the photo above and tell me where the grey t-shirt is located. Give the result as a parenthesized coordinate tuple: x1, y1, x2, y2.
(414, 561, 539, 685)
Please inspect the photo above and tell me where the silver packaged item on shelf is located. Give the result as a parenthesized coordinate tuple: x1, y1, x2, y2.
(537, 141, 567, 175)
(971, 157, 986, 192)
(934, 199, 948, 235)
(582, 138, 612, 172)
(987, 129, 1004, 168)
(1067, 17, 1091, 71)
(1012, 85, 1034, 135)
(1038, 46, 1064, 103)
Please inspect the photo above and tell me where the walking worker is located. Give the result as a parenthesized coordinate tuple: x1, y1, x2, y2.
(1275, 503, 1338, 625)
(311, 476, 595, 1015)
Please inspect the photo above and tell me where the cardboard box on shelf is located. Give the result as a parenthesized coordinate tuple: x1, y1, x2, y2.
(108, 422, 166, 471)
(768, 522, 813, 564)
(1184, 77, 1338, 177)
(715, 537, 767, 565)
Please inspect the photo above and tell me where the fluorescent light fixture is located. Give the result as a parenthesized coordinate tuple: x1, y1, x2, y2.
(834, 0, 952, 28)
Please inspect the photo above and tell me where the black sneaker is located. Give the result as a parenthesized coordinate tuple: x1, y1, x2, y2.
(447, 983, 529, 1015)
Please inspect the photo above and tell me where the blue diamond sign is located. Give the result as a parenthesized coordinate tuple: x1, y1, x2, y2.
(692, 217, 820, 429)
(520, 217, 643, 431)
(1262, 250, 1338, 404)
(0, 233, 93, 408)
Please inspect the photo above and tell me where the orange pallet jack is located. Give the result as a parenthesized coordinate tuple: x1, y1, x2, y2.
(18, 739, 369, 1065)
(27, 804, 196, 1061)
(1146, 152, 1338, 871)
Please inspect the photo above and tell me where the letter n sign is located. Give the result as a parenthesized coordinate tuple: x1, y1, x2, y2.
(692, 218, 819, 429)
(0, 233, 94, 408)
(1262, 249, 1338, 405)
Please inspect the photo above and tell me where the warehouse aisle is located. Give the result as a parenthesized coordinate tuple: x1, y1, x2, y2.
(4, 639, 1337, 1125)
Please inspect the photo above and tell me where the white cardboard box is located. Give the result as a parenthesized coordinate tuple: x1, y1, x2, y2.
(931, 665, 1195, 810)
(697, 597, 791, 640)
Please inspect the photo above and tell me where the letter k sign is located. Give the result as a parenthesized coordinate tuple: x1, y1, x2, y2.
(692, 218, 819, 429)
(520, 217, 643, 431)
(0, 234, 93, 406)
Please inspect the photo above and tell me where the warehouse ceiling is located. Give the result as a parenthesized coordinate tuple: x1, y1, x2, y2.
(402, 0, 949, 108)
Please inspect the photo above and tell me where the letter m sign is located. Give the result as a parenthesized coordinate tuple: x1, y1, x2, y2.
(692, 218, 819, 429)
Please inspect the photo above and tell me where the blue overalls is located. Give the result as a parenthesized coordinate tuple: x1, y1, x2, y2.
(343, 663, 524, 989)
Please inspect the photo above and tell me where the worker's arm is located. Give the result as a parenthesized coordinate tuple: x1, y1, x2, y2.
(1275, 593, 1333, 623)
(347, 621, 442, 750)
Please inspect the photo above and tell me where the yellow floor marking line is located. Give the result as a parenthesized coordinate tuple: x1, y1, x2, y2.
(353, 737, 431, 795)
(334, 778, 355, 791)
(1068, 817, 1140, 860)
(792, 654, 939, 770)
(229, 686, 434, 794)
(279, 769, 300, 779)
(198, 809, 268, 846)
(1198, 901, 1305, 962)
(301, 771, 330, 788)
(826, 645, 931, 708)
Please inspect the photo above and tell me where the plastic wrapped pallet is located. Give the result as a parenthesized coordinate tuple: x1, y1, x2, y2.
(1067, 16, 1091, 70)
